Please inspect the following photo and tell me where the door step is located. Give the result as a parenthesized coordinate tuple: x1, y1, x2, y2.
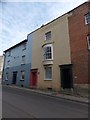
(61, 88, 74, 95)
(30, 86, 37, 89)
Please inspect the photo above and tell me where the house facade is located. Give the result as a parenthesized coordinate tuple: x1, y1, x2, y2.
(29, 14, 72, 91)
(0, 56, 3, 81)
(3, 39, 32, 87)
(2, 1, 90, 91)
(68, 1, 90, 89)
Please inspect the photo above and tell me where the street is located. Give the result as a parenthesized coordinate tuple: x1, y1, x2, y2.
(2, 85, 88, 118)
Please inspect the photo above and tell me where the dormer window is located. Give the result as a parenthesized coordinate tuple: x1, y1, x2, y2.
(45, 31, 51, 41)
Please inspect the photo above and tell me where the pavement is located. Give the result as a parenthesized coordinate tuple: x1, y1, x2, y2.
(2, 84, 88, 104)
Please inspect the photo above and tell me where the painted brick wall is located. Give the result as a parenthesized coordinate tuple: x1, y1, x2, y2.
(68, 2, 89, 85)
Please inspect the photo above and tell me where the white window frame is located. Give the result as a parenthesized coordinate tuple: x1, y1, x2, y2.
(45, 31, 51, 41)
(21, 71, 25, 81)
(85, 13, 90, 24)
(43, 44, 53, 61)
(87, 35, 90, 50)
(44, 66, 52, 80)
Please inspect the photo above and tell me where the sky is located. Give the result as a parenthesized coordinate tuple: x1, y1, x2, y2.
(0, 0, 87, 55)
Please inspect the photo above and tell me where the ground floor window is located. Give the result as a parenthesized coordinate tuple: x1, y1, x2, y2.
(6, 73, 9, 81)
(21, 71, 25, 81)
(44, 66, 52, 80)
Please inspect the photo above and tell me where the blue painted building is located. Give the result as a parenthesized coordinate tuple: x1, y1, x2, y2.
(3, 34, 33, 88)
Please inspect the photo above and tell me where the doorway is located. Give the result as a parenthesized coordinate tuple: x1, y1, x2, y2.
(60, 64, 73, 89)
(12, 72, 17, 84)
(30, 69, 38, 87)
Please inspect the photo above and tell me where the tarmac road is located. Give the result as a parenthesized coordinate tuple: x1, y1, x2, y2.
(2, 85, 88, 118)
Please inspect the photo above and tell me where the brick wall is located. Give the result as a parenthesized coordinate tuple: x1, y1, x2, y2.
(68, 2, 89, 85)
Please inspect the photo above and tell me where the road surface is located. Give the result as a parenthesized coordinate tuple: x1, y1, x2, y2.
(2, 85, 88, 118)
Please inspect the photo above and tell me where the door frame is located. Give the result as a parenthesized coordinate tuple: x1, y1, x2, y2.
(12, 71, 17, 84)
(59, 64, 73, 89)
(30, 68, 38, 88)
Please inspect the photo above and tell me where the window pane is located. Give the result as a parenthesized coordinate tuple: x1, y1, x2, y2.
(7, 60, 10, 67)
(45, 67, 52, 79)
(21, 71, 25, 80)
(43, 46, 52, 60)
(85, 13, 90, 24)
(8, 50, 11, 56)
(87, 35, 90, 49)
(43, 44, 53, 60)
(6, 73, 9, 81)
(45, 31, 51, 40)
(23, 43, 26, 50)
(22, 55, 25, 64)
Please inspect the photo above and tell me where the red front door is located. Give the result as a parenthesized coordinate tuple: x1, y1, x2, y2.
(30, 69, 38, 87)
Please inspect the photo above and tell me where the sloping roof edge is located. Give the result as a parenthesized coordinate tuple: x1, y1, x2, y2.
(4, 39, 27, 53)
(27, 1, 88, 36)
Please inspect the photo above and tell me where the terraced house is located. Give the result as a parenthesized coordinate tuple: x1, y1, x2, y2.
(0, 56, 3, 81)
(2, 1, 90, 92)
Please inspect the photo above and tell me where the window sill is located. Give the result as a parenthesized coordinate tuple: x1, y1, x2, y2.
(43, 59, 53, 61)
(22, 48, 26, 51)
(21, 63, 25, 65)
(6, 66, 10, 69)
(42, 60, 53, 65)
(5, 80, 8, 81)
(42, 41, 54, 47)
(20, 79, 24, 81)
(44, 79, 52, 81)
(8, 55, 11, 57)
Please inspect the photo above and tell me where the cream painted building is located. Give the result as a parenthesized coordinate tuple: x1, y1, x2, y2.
(29, 14, 72, 91)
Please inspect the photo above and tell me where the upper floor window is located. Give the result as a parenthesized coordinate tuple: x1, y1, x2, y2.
(7, 60, 10, 68)
(43, 44, 53, 60)
(45, 31, 51, 41)
(85, 13, 90, 24)
(87, 35, 90, 49)
(22, 43, 26, 50)
(21, 55, 25, 64)
(8, 50, 11, 57)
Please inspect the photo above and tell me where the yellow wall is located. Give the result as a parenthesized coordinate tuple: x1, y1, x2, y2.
(31, 14, 71, 91)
